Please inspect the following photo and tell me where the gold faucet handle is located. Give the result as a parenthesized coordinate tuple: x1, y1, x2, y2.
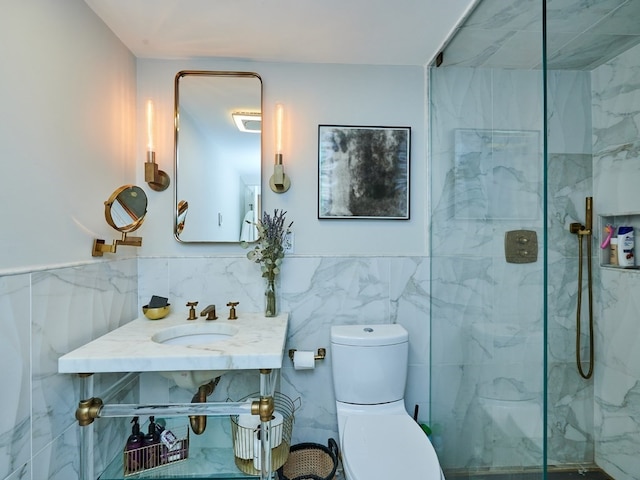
(186, 301, 198, 320)
(226, 301, 239, 320)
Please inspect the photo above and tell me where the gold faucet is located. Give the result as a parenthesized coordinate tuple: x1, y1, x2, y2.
(227, 302, 239, 320)
(200, 304, 218, 320)
(186, 301, 198, 320)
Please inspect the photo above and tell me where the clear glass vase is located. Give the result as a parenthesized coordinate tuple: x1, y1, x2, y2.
(265, 277, 277, 317)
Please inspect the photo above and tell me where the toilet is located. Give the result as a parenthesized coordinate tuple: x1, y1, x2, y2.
(330, 324, 444, 480)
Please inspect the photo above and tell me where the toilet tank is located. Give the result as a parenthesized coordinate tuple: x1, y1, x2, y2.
(331, 324, 409, 405)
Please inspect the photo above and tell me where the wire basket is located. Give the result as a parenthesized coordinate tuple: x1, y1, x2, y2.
(123, 425, 189, 476)
(230, 392, 299, 475)
(277, 438, 339, 480)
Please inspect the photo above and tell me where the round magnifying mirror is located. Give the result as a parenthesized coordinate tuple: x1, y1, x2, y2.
(104, 185, 148, 233)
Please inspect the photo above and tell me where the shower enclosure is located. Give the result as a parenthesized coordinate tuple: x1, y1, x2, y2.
(429, 1, 640, 479)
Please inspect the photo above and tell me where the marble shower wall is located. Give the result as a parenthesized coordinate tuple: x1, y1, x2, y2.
(429, 65, 593, 470)
(0, 260, 138, 480)
(136, 255, 431, 445)
(591, 42, 640, 480)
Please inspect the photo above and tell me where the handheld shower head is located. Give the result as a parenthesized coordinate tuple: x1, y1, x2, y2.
(585, 197, 593, 233)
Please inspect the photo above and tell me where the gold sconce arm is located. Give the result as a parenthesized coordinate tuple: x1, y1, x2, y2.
(270, 153, 291, 193)
(92, 233, 143, 257)
(145, 152, 170, 192)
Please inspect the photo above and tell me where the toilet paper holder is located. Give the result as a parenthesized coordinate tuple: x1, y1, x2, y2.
(288, 348, 326, 363)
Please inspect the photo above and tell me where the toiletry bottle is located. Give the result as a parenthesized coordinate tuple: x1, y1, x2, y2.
(610, 238, 619, 265)
(143, 416, 160, 469)
(154, 418, 182, 463)
(617, 226, 635, 267)
(124, 417, 144, 474)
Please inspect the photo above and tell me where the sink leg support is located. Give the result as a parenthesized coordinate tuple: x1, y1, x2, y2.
(259, 369, 275, 480)
(79, 374, 94, 480)
(189, 378, 220, 435)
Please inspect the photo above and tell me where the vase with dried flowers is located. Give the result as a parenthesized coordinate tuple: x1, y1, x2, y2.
(242, 209, 293, 317)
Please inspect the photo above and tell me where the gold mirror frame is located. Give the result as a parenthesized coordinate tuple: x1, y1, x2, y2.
(92, 185, 148, 256)
(174, 71, 262, 243)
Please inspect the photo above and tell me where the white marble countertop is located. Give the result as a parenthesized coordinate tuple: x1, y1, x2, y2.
(58, 311, 289, 374)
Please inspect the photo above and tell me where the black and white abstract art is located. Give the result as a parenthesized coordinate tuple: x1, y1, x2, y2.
(318, 125, 410, 219)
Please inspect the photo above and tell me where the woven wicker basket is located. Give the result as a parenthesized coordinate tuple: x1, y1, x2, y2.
(277, 438, 339, 480)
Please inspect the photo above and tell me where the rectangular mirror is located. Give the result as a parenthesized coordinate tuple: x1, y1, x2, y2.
(174, 71, 262, 243)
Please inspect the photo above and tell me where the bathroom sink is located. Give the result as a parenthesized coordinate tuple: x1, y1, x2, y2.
(152, 323, 239, 346)
(58, 312, 288, 390)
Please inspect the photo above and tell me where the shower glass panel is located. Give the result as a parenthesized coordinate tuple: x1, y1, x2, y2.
(431, 0, 640, 479)
(428, 0, 545, 477)
(546, 0, 640, 478)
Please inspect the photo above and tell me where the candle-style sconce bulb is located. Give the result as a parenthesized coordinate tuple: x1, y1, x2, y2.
(144, 99, 170, 192)
(270, 103, 290, 193)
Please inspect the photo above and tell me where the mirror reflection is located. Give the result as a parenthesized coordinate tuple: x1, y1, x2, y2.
(174, 71, 262, 243)
(105, 185, 147, 232)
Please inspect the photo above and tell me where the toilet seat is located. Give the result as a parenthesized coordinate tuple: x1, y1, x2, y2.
(341, 414, 441, 480)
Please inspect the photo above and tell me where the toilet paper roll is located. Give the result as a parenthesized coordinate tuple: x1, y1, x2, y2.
(293, 350, 315, 370)
(234, 411, 285, 459)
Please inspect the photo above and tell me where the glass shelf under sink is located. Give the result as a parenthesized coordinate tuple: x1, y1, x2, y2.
(99, 416, 259, 480)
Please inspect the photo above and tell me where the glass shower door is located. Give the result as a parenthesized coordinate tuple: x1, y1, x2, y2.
(428, 1, 546, 476)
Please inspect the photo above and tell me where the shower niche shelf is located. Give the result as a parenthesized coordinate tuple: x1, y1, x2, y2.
(598, 213, 640, 271)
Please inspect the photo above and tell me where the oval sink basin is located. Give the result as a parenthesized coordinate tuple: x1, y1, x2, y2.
(152, 323, 239, 346)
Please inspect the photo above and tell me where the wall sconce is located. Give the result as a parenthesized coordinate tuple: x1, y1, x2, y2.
(144, 99, 170, 192)
(269, 103, 291, 193)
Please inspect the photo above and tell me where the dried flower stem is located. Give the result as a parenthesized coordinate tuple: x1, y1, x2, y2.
(243, 209, 293, 280)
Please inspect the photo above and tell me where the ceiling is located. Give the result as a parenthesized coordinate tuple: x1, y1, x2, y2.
(440, 0, 640, 70)
(83, 0, 476, 66)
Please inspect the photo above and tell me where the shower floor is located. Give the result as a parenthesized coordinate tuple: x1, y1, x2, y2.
(332, 464, 613, 480)
(445, 466, 614, 480)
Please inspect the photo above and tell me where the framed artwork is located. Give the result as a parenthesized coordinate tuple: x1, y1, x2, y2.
(318, 125, 410, 219)
(454, 129, 541, 220)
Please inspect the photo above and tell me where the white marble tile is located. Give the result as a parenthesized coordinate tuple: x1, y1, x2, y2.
(167, 256, 265, 314)
(31, 261, 137, 457)
(546, 71, 592, 154)
(464, 0, 541, 31)
(4, 463, 29, 480)
(137, 257, 169, 311)
(0, 274, 31, 480)
(390, 257, 430, 366)
(31, 424, 79, 480)
(592, 43, 640, 152)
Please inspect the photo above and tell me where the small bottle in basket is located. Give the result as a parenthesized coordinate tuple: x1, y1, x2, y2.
(124, 417, 145, 473)
(155, 418, 184, 463)
(143, 416, 161, 468)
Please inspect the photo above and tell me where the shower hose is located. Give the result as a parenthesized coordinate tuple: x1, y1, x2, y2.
(575, 231, 594, 379)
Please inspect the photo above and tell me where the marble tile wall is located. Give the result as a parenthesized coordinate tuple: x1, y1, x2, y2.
(591, 42, 640, 480)
(136, 255, 431, 446)
(0, 260, 138, 480)
(0, 221, 427, 479)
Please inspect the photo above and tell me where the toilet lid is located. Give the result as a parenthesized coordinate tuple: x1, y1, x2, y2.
(342, 415, 441, 480)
